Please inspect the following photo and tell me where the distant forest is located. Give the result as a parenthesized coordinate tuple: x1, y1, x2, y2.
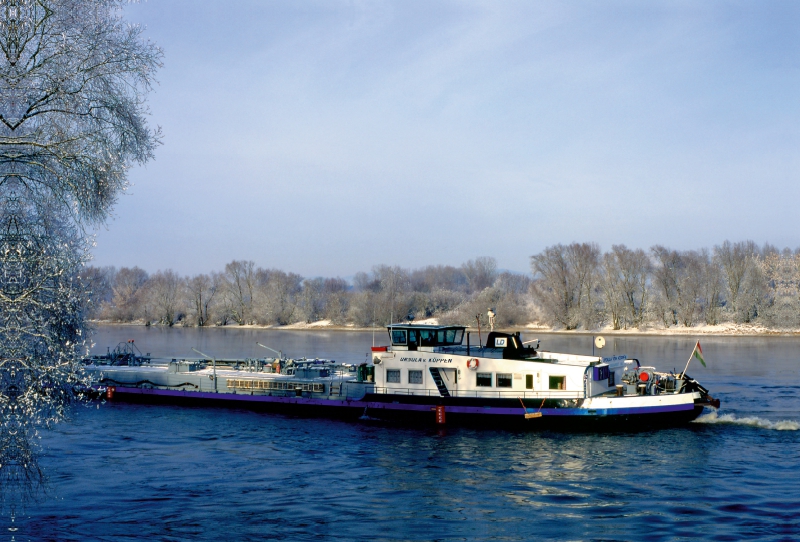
(83, 241, 800, 331)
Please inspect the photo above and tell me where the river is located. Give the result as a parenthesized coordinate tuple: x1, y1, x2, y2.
(8, 326, 800, 540)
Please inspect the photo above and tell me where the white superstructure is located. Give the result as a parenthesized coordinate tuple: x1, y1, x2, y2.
(371, 324, 699, 404)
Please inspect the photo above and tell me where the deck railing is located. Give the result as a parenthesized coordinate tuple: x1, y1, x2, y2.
(372, 387, 583, 399)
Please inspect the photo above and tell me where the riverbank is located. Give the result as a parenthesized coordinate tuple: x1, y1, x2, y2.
(89, 319, 794, 337)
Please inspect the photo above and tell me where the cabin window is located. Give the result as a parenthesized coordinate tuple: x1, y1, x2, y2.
(445, 329, 464, 344)
(431, 328, 465, 346)
(549, 376, 566, 390)
(419, 330, 435, 346)
(408, 370, 423, 384)
(476, 373, 492, 387)
(525, 374, 533, 390)
(387, 370, 401, 383)
(391, 330, 407, 345)
(496, 373, 512, 388)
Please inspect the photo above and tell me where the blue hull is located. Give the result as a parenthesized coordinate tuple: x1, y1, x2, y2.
(106, 386, 706, 430)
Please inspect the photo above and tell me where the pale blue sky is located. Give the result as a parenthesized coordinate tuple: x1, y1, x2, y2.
(92, 0, 800, 277)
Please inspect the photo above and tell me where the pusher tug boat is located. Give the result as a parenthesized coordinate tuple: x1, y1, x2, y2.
(86, 325, 719, 429)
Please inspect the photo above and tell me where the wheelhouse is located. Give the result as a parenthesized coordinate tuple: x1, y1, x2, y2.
(388, 324, 465, 350)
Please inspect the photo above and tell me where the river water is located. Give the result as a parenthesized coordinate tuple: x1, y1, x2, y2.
(8, 326, 800, 540)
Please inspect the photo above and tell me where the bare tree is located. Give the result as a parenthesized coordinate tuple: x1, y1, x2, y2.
(299, 278, 325, 323)
(531, 243, 600, 329)
(650, 245, 681, 327)
(321, 277, 349, 323)
(410, 265, 468, 293)
(253, 268, 303, 325)
(602, 245, 650, 329)
(109, 266, 149, 321)
(673, 251, 704, 327)
(348, 266, 411, 326)
(494, 272, 532, 296)
(146, 270, 184, 326)
(378, 265, 412, 323)
(698, 249, 723, 325)
(186, 273, 220, 326)
(224, 260, 256, 325)
(715, 240, 761, 321)
(599, 252, 625, 330)
(462, 257, 498, 293)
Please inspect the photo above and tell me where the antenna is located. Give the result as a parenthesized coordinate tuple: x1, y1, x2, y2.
(389, 271, 394, 343)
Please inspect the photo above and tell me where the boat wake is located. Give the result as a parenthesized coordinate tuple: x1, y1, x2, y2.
(693, 410, 799, 431)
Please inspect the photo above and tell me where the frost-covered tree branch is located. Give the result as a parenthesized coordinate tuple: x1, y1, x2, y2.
(0, 0, 161, 498)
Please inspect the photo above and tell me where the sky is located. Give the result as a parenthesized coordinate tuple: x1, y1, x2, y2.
(91, 0, 800, 278)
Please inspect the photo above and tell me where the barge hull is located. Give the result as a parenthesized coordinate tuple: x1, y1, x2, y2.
(107, 386, 706, 430)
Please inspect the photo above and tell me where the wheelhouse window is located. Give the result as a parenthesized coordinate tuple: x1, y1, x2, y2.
(476, 373, 492, 387)
(387, 326, 465, 347)
(496, 373, 512, 388)
(408, 370, 423, 384)
(436, 328, 465, 345)
(419, 330, 435, 346)
(549, 376, 565, 390)
(387, 370, 401, 383)
(391, 330, 407, 345)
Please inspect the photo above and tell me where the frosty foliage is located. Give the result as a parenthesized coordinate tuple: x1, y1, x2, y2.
(0, 0, 161, 498)
(88, 241, 800, 333)
(0, 197, 90, 497)
(89, 257, 537, 331)
(0, 0, 161, 223)
(531, 241, 800, 331)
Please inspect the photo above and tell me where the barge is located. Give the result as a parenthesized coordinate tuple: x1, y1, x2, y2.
(86, 326, 719, 429)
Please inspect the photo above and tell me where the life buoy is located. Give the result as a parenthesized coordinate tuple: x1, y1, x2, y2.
(466, 358, 479, 370)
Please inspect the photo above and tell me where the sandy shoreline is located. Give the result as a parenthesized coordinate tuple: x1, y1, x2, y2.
(89, 320, 798, 337)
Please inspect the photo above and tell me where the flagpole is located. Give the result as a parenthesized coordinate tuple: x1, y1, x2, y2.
(680, 341, 698, 379)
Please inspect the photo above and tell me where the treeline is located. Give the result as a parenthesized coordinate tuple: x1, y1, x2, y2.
(83, 257, 534, 328)
(531, 241, 799, 330)
(83, 240, 800, 330)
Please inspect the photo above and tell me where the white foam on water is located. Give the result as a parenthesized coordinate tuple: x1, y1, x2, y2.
(693, 410, 799, 431)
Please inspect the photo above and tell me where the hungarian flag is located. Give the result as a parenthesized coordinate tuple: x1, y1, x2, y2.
(692, 341, 706, 367)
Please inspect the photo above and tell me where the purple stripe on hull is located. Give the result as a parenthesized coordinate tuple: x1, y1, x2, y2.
(367, 402, 695, 417)
(113, 387, 696, 418)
